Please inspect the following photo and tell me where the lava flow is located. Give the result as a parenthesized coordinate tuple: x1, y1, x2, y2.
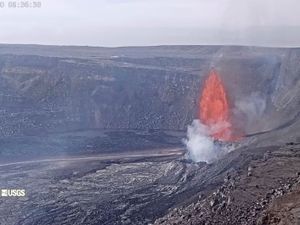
(199, 69, 236, 141)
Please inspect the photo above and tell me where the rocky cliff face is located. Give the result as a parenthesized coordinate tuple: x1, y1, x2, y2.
(0, 54, 200, 136)
(0, 45, 299, 137)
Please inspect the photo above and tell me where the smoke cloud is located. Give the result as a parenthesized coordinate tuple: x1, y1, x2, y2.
(234, 92, 267, 131)
(235, 92, 266, 119)
(184, 120, 234, 163)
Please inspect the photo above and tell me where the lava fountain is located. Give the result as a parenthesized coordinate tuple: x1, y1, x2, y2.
(199, 69, 237, 141)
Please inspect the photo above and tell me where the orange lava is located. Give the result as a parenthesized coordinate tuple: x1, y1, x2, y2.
(199, 70, 236, 141)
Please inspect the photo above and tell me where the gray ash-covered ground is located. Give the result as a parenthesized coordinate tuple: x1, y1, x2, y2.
(153, 142, 300, 225)
(0, 148, 187, 225)
(1, 138, 300, 224)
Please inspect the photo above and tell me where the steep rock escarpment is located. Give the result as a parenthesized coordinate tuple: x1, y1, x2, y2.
(0, 45, 299, 144)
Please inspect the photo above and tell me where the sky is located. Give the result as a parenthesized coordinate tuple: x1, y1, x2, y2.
(0, 0, 299, 47)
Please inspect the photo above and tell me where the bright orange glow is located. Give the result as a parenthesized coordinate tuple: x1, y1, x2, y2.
(199, 70, 236, 141)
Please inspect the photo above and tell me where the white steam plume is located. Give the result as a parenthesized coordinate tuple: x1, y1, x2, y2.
(235, 92, 266, 120)
(184, 120, 233, 163)
(234, 92, 267, 131)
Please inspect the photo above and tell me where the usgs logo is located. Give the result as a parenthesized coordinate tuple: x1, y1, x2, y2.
(1, 189, 26, 197)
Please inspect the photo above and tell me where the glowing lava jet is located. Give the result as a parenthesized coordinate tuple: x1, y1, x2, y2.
(199, 69, 236, 141)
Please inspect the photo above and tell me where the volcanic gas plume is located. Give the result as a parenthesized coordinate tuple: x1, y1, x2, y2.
(199, 70, 235, 141)
(185, 70, 239, 163)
